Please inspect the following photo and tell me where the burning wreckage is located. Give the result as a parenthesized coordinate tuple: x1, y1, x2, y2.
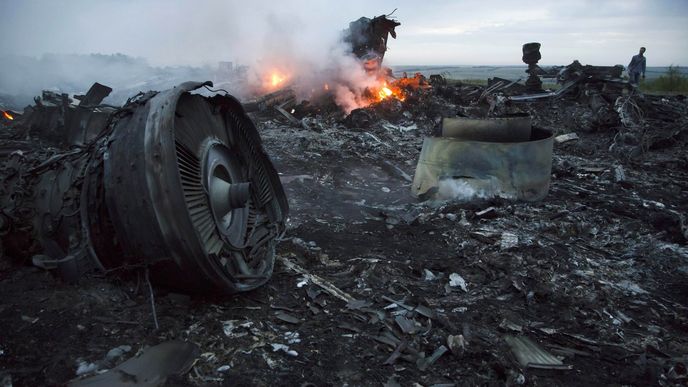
(0, 13, 405, 294)
(1, 15, 688, 387)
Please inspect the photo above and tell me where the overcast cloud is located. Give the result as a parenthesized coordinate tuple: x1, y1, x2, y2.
(1, 0, 687, 66)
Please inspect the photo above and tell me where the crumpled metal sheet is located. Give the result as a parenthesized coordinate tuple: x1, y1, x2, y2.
(69, 341, 199, 387)
(412, 117, 553, 202)
(504, 335, 572, 370)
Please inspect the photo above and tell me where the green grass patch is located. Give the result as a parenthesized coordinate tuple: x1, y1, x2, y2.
(450, 78, 487, 86)
(641, 65, 688, 93)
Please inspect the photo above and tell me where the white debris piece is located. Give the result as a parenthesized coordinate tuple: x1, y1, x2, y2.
(271, 343, 298, 357)
(614, 165, 626, 182)
(284, 331, 301, 344)
(423, 269, 437, 281)
(222, 320, 253, 338)
(449, 273, 468, 292)
(447, 334, 466, 356)
(296, 276, 309, 288)
(75, 360, 99, 376)
(554, 133, 579, 143)
(459, 211, 471, 227)
(105, 345, 131, 362)
(500, 232, 519, 250)
(400, 123, 418, 132)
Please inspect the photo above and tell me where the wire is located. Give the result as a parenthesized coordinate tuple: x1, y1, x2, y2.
(145, 266, 160, 330)
(203, 85, 231, 95)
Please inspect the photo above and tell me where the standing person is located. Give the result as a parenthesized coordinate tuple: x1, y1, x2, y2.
(628, 47, 647, 85)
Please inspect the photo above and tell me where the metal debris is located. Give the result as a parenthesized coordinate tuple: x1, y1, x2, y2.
(504, 336, 572, 370)
(271, 344, 298, 357)
(554, 133, 580, 143)
(394, 315, 420, 334)
(412, 116, 554, 202)
(416, 345, 449, 371)
(344, 13, 400, 65)
(2, 38, 688, 387)
(447, 335, 466, 357)
(0, 81, 289, 294)
(69, 341, 199, 386)
(274, 311, 301, 325)
(448, 273, 468, 292)
(278, 255, 356, 303)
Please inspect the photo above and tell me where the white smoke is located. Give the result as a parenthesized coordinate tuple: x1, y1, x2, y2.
(436, 177, 516, 201)
(0, 1, 392, 112)
(239, 13, 386, 113)
(330, 51, 383, 113)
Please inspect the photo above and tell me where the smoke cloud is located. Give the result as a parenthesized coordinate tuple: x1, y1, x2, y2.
(0, 1, 393, 111)
(436, 177, 515, 201)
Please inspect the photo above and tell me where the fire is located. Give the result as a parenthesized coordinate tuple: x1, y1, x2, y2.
(259, 69, 290, 93)
(373, 81, 406, 103)
(379, 86, 393, 99)
(270, 72, 286, 88)
(365, 73, 430, 106)
(2, 110, 13, 120)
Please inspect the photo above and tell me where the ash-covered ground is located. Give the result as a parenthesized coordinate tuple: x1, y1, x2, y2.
(1, 80, 687, 386)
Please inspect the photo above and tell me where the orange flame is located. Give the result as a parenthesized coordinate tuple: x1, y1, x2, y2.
(271, 72, 286, 87)
(372, 81, 406, 103)
(2, 111, 13, 120)
(260, 69, 290, 93)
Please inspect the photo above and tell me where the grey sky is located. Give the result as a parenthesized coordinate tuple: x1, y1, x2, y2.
(1, 0, 687, 66)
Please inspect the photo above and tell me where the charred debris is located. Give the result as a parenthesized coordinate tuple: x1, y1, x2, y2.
(0, 14, 688, 387)
(1, 81, 288, 294)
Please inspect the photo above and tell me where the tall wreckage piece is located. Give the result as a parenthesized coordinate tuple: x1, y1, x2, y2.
(344, 13, 400, 74)
(0, 81, 288, 294)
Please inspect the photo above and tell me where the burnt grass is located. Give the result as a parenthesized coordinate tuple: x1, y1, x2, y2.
(1, 86, 688, 386)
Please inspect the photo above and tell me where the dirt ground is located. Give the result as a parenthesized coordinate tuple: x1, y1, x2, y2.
(1, 83, 687, 386)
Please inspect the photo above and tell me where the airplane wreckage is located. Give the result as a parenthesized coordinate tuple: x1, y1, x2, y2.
(0, 15, 677, 295)
(0, 14, 404, 293)
(0, 81, 289, 293)
(1, 13, 688, 387)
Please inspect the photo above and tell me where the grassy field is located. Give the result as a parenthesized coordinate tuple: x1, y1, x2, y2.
(640, 65, 688, 93)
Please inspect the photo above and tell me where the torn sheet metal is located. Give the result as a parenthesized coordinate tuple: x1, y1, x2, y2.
(69, 341, 199, 386)
(344, 14, 400, 62)
(504, 336, 572, 370)
(412, 116, 553, 202)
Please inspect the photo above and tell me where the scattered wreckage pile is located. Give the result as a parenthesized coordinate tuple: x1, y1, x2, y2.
(2, 57, 688, 387)
(227, 69, 687, 386)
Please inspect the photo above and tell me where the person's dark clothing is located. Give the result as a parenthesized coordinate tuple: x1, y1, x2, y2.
(628, 54, 646, 84)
